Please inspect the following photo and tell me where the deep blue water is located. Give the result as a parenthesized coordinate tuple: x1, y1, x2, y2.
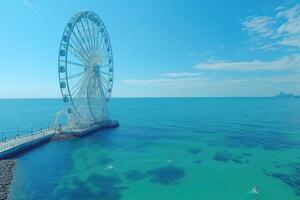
(0, 98, 300, 199)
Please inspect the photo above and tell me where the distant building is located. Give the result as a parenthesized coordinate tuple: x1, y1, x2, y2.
(276, 91, 294, 98)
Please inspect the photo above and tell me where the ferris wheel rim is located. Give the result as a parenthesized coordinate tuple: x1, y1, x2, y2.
(58, 11, 114, 121)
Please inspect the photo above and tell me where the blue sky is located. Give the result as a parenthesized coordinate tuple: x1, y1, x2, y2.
(0, 0, 299, 97)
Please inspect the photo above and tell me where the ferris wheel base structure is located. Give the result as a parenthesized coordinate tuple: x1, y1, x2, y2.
(58, 119, 119, 137)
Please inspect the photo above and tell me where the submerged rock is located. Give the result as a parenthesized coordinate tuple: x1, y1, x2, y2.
(147, 166, 185, 185)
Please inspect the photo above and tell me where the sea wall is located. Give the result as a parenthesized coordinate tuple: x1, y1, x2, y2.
(0, 160, 15, 200)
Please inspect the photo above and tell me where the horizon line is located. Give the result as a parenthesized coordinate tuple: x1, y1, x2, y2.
(0, 96, 281, 99)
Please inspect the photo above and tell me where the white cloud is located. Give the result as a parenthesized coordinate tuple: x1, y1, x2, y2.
(22, 0, 37, 9)
(196, 54, 300, 72)
(124, 78, 178, 86)
(242, 16, 274, 37)
(242, 3, 300, 49)
(161, 72, 203, 78)
(123, 72, 300, 97)
(259, 43, 277, 51)
(276, 4, 300, 48)
(279, 36, 300, 47)
(123, 51, 300, 96)
(125, 74, 299, 86)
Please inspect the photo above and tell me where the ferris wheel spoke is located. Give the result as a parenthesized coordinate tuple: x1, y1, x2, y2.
(96, 78, 106, 100)
(70, 74, 88, 96)
(96, 77, 105, 98)
(66, 72, 84, 80)
(97, 35, 105, 59)
(99, 76, 109, 96)
(87, 78, 98, 119)
(67, 60, 90, 68)
(99, 43, 110, 63)
(99, 39, 106, 51)
(104, 77, 112, 93)
(85, 19, 96, 60)
(92, 79, 99, 99)
(96, 40, 101, 63)
(71, 82, 83, 97)
(74, 24, 94, 63)
(93, 79, 100, 98)
(100, 64, 110, 68)
(85, 18, 95, 57)
(94, 23, 101, 56)
(94, 27, 100, 57)
(100, 40, 107, 56)
(68, 42, 91, 64)
(87, 76, 106, 120)
(92, 20, 97, 53)
(100, 80, 108, 99)
(71, 37, 92, 65)
(92, 32, 99, 65)
(74, 83, 86, 99)
(96, 35, 105, 60)
(101, 57, 109, 67)
(101, 74, 112, 81)
(99, 50, 107, 65)
(101, 55, 110, 65)
(78, 20, 91, 52)
(71, 82, 82, 97)
(72, 26, 90, 58)
(102, 76, 110, 89)
(99, 70, 111, 75)
(74, 81, 87, 98)
(73, 75, 90, 99)
(79, 19, 94, 62)
(81, 73, 93, 88)
(94, 76, 103, 96)
(95, 30, 102, 56)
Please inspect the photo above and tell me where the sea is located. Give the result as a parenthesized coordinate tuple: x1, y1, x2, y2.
(0, 98, 300, 200)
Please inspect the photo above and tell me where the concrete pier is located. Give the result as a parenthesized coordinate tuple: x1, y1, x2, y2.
(0, 120, 119, 160)
(0, 129, 56, 160)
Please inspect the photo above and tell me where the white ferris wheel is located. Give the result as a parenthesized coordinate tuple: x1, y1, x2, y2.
(58, 11, 114, 128)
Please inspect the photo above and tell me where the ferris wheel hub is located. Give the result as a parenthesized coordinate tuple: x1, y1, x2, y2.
(94, 65, 100, 75)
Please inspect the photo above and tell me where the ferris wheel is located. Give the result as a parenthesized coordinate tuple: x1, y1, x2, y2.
(58, 11, 113, 126)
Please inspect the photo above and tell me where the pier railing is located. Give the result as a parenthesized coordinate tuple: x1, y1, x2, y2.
(0, 128, 57, 152)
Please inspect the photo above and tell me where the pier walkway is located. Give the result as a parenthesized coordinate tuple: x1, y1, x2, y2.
(0, 128, 57, 159)
(0, 120, 119, 160)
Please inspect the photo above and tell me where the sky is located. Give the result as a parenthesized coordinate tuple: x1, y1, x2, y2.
(0, 0, 300, 98)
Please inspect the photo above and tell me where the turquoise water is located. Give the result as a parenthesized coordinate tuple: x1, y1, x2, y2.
(1, 98, 300, 199)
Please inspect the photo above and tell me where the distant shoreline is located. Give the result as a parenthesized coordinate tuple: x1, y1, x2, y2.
(0, 96, 297, 100)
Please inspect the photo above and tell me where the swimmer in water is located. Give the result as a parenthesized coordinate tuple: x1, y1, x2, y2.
(252, 185, 259, 194)
(251, 185, 260, 200)
(167, 157, 173, 163)
(104, 164, 114, 170)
